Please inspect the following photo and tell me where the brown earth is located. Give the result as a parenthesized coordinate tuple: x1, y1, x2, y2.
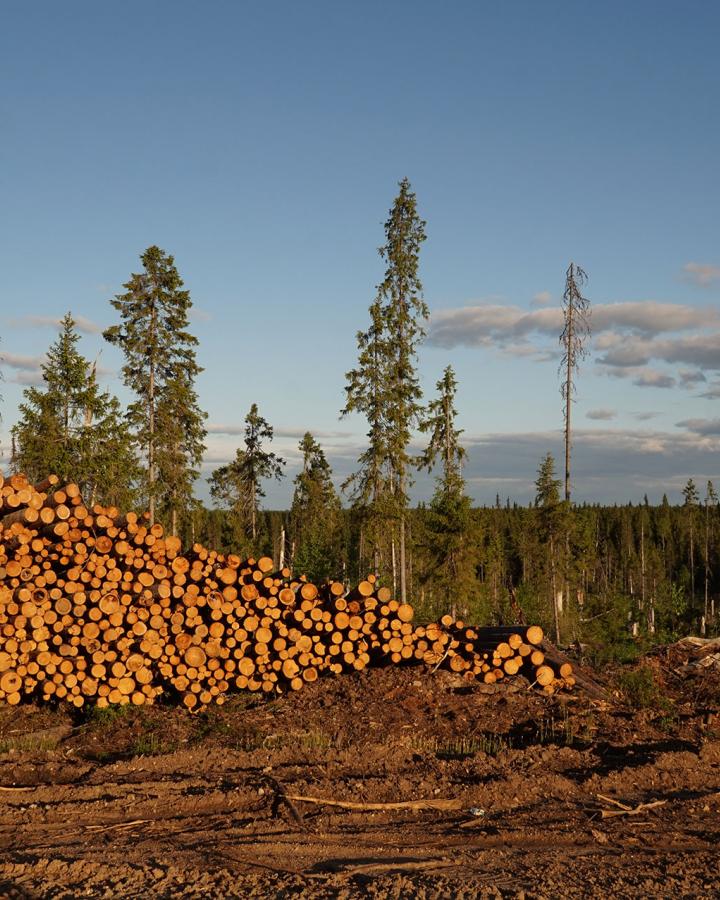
(1, 658, 719, 899)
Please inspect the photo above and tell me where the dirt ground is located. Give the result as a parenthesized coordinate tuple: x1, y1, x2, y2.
(1, 654, 719, 899)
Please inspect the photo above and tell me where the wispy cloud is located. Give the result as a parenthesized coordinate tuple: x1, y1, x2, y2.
(206, 423, 353, 440)
(676, 418, 720, 436)
(699, 382, 720, 399)
(189, 306, 212, 323)
(683, 262, 720, 288)
(7, 314, 103, 334)
(428, 300, 720, 351)
(633, 411, 661, 421)
(595, 331, 720, 371)
(531, 290, 553, 307)
(605, 366, 676, 388)
(679, 369, 707, 387)
(0, 352, 45, 371)
(586, 408, 616, 420)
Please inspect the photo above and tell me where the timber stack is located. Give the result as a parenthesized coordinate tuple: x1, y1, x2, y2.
(0, 473, 574, 710)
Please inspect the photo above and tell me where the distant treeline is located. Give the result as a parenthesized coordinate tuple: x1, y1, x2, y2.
(184, 492, 719, 654)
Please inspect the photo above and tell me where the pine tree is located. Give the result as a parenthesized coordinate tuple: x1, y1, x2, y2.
(419, 366, 478, 617)
(103, 246, 206, 531)
(289, 432, 344, 582)
(559, 263, 591, 502)
(12, 313, 138, 505)
(377, 177, 428, 602)
(208, 403, 285, 554)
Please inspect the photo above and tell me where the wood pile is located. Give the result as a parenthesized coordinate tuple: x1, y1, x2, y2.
(0, 474, 573, 710)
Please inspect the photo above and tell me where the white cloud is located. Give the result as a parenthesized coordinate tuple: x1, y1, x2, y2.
(6, 314, 103, 334)
(207, 423, 353, 439)
(531, 290, 553, 306)
(8, 371, 45, 386)
(605, 366, 676, 388)
(683, 262, 720, 288)
(428, 300, 720, 351)
(198, 425, 720, 506)
(632, 369, 676, 389)
(0, 352, 45, 371)
(586, 408, 616, 420)
(596, 331, 720, 372)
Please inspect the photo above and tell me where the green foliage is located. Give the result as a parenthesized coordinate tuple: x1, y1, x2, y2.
(104, 245, 206, 530)
(617, 665, 665, 710)
(289, 433, 345, 582)
(342, 178, 427, 597)
(417, 366, 479, 617)
(208, 403, 285, 554)
(12, 313, 139, 506)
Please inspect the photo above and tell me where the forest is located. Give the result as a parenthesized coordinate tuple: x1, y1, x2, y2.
(5, 180, 718, 657)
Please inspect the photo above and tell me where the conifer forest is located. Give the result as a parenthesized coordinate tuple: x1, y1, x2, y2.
(5, 179, 717, 662)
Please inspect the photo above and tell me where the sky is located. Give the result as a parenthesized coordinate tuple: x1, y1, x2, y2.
(1, 0, 718, 507)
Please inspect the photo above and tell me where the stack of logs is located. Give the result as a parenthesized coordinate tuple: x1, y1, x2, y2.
(0, 473, 573, 710)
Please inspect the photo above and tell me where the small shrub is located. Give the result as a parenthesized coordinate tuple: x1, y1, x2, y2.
(0, 734, 60, 754)
(617, 666, 665, 709)
(86, 704, 132, 727)
(131, 732, 177, 757)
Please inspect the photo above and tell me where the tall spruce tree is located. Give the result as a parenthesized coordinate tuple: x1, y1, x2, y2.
(104, 246, 206, 531)
(208, 403, 285, 553)
(341, 295, 392, 576)
(559, 263, 591, 502)
(356, 177, 427, 602)
(683, 477, 700, 606)
(12, 313, 138, 506)
(289, 432, 343, 582)
(535, 452, 563, 643)
(705, 480, 718, 625)
(705, 481, 718, 624)
(419, 366, 478, 616)
(383, 179, 428, 603)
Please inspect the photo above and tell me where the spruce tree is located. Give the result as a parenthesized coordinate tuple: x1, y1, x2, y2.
(346, 177, 427, 601)
(12, 314, 138, 505)
(289, 432, 343, 582)
(535, 452, 563, 643)
(682, 477, 700, 607)
(705, 480, 718, 625)
(208, 403, 285, 553)
(341, 296, 392, 576)
(103, 246, 206, 531)
(383, 178, 428, 603)
(419, 365, 479, 617)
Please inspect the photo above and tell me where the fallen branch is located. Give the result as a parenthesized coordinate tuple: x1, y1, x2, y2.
(0, 785, 34, 792)
(597, 794, 667, 819)
(286, 794, 463, 812)
(320, 857, 453, 875)
(84, 819, 149, 832)
(263, 775, 304, 827)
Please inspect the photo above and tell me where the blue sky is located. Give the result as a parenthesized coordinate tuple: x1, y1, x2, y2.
(1, 1, 718, 506)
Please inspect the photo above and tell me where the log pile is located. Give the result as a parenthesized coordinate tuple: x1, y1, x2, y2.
(0, 473, 573, 710)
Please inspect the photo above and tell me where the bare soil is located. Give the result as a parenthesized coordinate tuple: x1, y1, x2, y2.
(1, 658, 719, 898)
